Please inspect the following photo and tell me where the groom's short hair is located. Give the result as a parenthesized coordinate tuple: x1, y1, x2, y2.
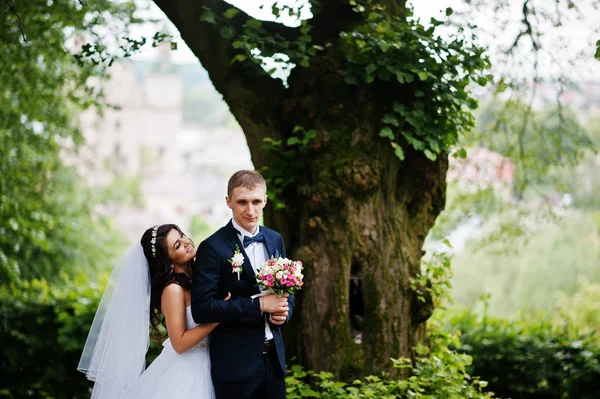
(227, 170, 266, 197)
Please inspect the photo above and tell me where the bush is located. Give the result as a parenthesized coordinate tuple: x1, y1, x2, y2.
(0, 277, 163, 398)
(286, 319, 494, 399)
(441, 307, 600, 399)
(0, 279, 96, 398)
(1, 277, 492, 399)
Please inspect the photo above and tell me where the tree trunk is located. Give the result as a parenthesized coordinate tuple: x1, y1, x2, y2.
(259, 68, 447, 378)
(154, 0, 446, 380)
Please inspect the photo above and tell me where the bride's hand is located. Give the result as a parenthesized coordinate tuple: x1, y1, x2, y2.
(224, 292, 231, 301)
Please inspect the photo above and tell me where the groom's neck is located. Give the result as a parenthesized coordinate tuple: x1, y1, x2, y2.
(232, 218, 258, 235)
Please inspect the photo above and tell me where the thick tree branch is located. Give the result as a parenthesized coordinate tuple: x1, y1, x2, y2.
(309, 0, 361, 41)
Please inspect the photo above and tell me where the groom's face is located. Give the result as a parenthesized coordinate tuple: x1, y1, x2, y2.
(226, 185, 267, 234)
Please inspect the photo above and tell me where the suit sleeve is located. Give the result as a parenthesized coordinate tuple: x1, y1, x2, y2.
(192, 239, 262, 324)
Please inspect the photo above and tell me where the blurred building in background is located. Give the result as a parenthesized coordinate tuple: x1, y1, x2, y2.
(78, 42, 253, 242)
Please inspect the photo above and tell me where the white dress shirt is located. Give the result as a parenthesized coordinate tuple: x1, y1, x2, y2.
(231, 218, 274, 341)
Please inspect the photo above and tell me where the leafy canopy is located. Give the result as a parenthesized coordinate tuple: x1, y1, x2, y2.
(0, 0, 144, 283)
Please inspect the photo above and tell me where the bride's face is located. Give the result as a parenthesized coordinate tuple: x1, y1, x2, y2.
(165, 228, 196, 266)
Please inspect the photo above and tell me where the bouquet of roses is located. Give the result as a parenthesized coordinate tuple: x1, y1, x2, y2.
(252, 257, 304, 297)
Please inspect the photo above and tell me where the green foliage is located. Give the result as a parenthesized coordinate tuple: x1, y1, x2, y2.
(286, 319, 493, 398)
(554, 277, 600, 334)
(231, 13, 315, 73)
(468, 100, 593, 196)
(412, 242, 454, 308)
(0, 278, 97, 398)
(553, 155, 600, 209)
(448, 209, 600, 317)
(0, 275, 161, 398)
(227, 1, 490, 165)
(261, 125, 317, 210)
(1, 0, 134, 284)
(340, 5, 492, 161)
(440, 307, 600, 399)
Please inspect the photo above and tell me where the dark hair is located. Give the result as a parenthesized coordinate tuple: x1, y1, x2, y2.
(140, 224, 193, 341)
(227, 170, 266, 197)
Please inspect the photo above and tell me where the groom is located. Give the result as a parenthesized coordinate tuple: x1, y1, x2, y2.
(192, 170, 295, 399)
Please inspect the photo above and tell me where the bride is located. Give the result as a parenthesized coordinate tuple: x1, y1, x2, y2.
(78, 224, 228, 398)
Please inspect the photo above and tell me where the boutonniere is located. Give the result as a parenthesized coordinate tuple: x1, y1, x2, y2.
(228, 244, 244, 280)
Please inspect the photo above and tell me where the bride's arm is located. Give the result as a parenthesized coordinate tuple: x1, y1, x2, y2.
(161, 284, 220, 354)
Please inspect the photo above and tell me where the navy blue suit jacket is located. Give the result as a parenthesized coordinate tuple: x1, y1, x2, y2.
(192, 220, 295, 382)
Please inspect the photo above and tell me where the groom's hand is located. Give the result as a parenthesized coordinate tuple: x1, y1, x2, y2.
(268, 293, 290, 325)
(269, 311, 288, 325)
(260, 294, 288, 314)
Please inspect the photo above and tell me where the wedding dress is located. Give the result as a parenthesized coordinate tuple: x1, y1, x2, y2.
(78, 245, 215, 399)
(121, 306, 215, 399)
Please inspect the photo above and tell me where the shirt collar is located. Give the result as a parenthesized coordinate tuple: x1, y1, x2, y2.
(231, 218, 260, 238)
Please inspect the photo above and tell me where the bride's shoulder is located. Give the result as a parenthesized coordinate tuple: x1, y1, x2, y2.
(162, 282, 187, 300)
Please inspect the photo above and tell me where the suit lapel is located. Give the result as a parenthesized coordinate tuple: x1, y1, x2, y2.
(223, 221, 256, 280)
(262, 229, 274, 261)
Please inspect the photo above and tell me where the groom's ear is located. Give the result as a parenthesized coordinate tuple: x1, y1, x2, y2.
(225, 195, 233, 209)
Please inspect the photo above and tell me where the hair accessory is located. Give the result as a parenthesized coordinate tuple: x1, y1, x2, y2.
(151, 225, 158, 257)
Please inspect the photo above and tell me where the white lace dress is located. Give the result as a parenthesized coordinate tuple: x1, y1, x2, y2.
(122, 306, 215, 399)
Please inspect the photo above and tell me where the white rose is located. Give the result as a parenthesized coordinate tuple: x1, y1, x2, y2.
(276, 271, 284, 280)
(232, 253, 244, 265)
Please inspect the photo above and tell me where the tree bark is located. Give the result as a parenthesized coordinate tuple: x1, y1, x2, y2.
(154, 0, 446, 379)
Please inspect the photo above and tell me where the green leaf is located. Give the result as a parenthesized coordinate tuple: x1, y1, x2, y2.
(199, 10, 216, 24)
(344, 75, 358, 85)
(220, 26, 236, 40)
(595, 40, 600, 60)
(445, 7, 454, 16)
(430, 17, 442, 26)
(365, 63, 377, 75)
(383, 113, 399, 127)
(245, 19, 262, 30)
(423, 149, 437, 160)
(453, 147, 467, 159)
(223, 8, 240, 19)
(231, 54, 247, 64)
(313, 45, 324, 51)
(393, 102, 407, 115)
(391, 142, 405, 160)
(287, 137, 301, 146)
(417, 71, 429, 81)
(232, 40, 245, 49)
(299, 58, 310, 68)
(367, 12, 380, 22)
(379, 127, 395, 140)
